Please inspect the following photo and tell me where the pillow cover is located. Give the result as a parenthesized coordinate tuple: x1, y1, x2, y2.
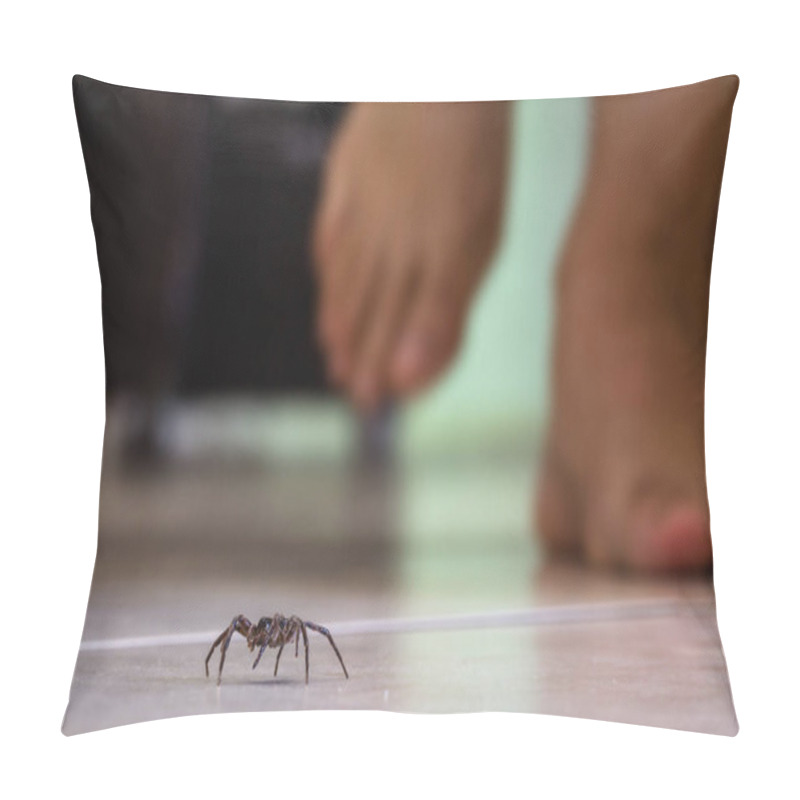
(64, 75, 739, 735)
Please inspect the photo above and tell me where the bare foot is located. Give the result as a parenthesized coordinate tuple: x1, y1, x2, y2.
(536, 77, 739, 572)
(312, 102, 511, 409)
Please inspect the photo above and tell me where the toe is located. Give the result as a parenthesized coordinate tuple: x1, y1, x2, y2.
(349, 260, 414, 410)
(389, 275, 466, 395)
(321, 242, 377, 385)
(534, 448, 583, 557)
(627, 502, 712, 573)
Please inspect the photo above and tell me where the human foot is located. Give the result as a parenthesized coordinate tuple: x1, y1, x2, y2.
(312, 102, 511, 409)
(536, 76, 739, 572)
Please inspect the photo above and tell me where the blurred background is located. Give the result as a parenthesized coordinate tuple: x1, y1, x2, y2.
(75, 84, 593, 589)
(81, 86, 590, 555)
(75, 83, 589, 580)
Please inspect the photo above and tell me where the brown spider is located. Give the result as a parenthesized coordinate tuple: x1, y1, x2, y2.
(205, 613, 349, 686)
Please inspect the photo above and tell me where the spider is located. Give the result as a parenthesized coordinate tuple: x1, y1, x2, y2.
(205, 613, 349, 686)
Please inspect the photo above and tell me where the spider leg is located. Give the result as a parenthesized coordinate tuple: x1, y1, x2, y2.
(295, 628, 300, 658)
(300, 622, 310, 684)
(273, 644, 285, 676)
(206, 615, 251, 685)
(305, 622, 349, 679)
(216, 628, 239, 686)
(205, 628, 231, 678)
(252, 642, 268, 670)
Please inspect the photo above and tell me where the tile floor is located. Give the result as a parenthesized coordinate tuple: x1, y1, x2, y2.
(62, 442, 737, 736)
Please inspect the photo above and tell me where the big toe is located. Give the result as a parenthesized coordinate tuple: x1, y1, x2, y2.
(627, 501, 712, 573)
(389, 290, 465, 395)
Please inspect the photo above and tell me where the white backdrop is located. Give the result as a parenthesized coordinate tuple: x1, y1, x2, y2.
(2, 1, 797, 797)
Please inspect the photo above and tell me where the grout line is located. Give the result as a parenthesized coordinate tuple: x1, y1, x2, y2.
(80, 598, 714, 652)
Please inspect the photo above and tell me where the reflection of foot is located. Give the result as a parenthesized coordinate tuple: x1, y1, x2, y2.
(313, 102, 511, 409)
(536, 77, 739, 572)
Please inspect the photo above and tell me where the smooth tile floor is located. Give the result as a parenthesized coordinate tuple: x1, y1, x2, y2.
(63, 441, 737, 736)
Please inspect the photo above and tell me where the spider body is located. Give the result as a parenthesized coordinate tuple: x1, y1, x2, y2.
(205, 613, 349, 686)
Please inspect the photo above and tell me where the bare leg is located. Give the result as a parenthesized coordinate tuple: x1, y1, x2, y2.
(536, 76, 739, 571)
